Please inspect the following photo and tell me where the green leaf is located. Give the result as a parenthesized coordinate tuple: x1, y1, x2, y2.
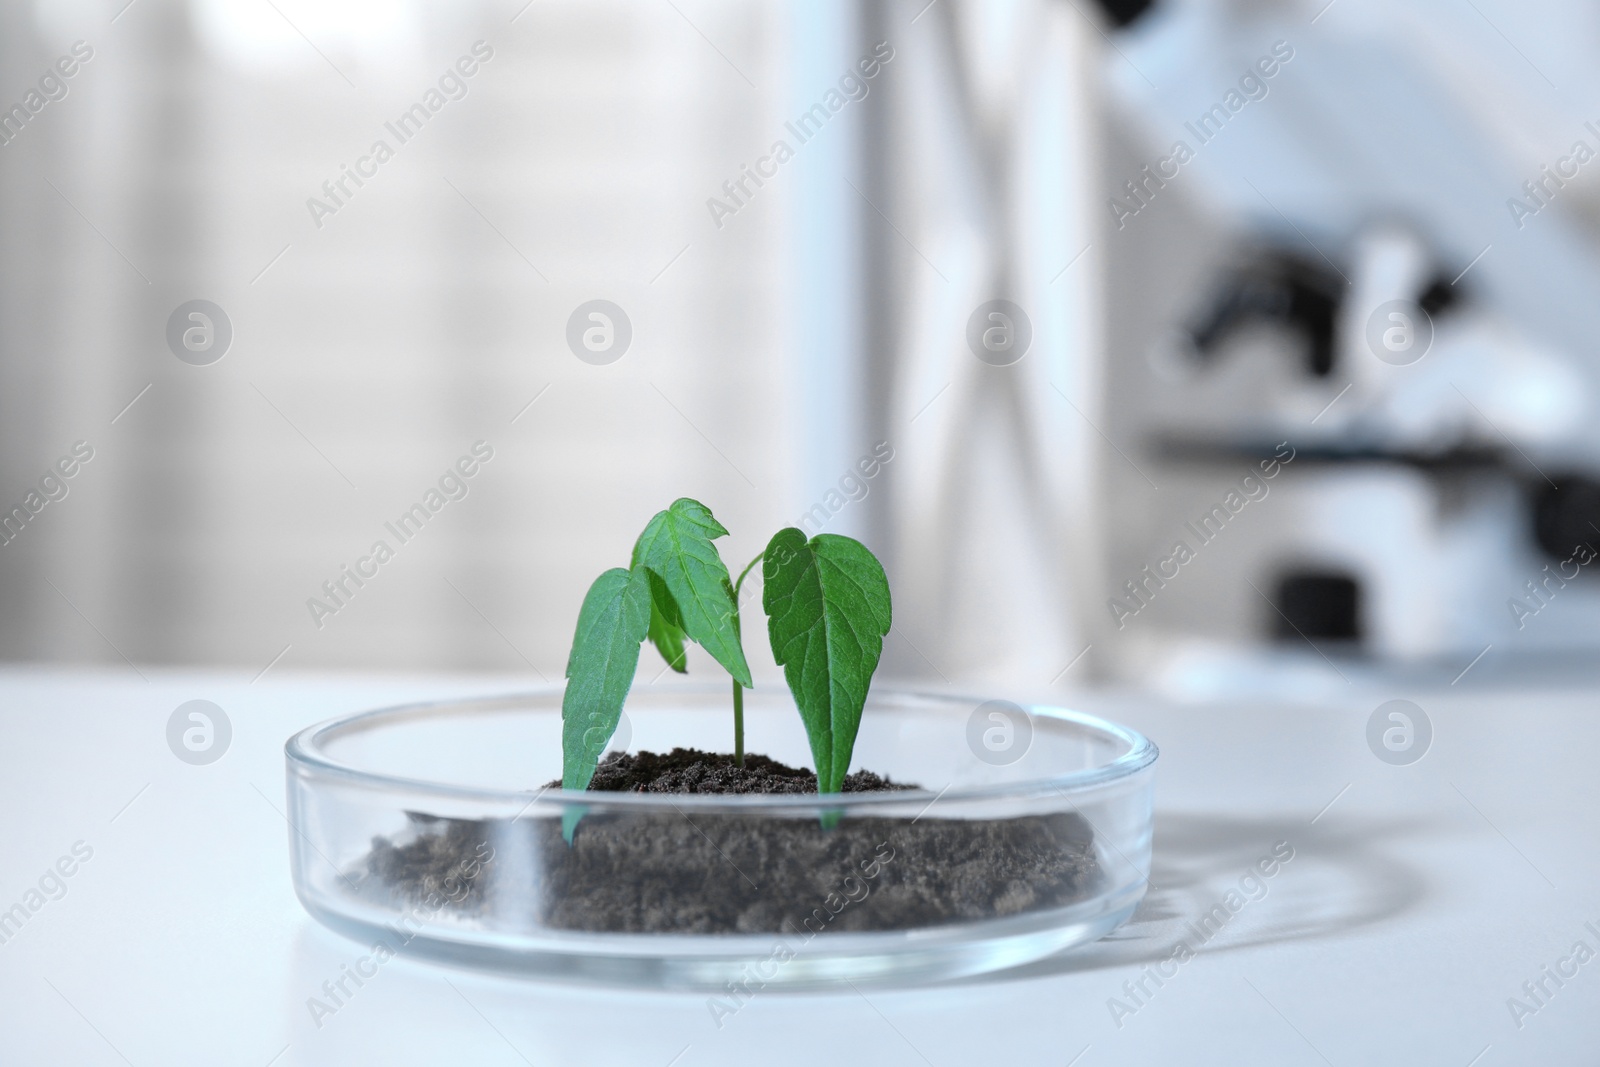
(561, 565, 652, 793)
(761, 529, 892, 793)
(643, 573, 689, 674)
(632, 498, 752, 687)
(561, 805, 588, 844)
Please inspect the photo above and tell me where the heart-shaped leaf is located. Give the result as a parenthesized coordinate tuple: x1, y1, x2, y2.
(561, 565, 652, 792)
(762, 529, 892, 792)
(632, 498, 751, 687)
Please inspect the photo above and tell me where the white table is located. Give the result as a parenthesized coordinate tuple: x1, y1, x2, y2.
(0, 666, 1595, 1066)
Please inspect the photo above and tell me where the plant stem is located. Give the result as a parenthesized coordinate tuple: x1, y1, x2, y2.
(729, 550, 763, 769)
(733, 677, 744, 768)
(733, 551, 763, 597)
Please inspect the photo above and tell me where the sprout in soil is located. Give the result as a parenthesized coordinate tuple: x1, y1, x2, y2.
(559, 498, 891, 827)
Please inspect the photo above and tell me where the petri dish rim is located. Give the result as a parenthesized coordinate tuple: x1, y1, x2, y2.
(284, 684, 1159, 811)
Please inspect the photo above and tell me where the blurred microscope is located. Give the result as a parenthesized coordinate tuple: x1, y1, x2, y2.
(1087, 0, 1600, 685)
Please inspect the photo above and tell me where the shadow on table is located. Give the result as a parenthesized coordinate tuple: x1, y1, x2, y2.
(950, 806, 1443, 987)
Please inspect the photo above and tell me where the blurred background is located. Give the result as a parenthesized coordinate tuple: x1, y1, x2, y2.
(2, 0, 1598, 697)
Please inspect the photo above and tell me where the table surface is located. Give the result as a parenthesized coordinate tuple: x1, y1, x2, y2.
(0, 665, 1596, 1067)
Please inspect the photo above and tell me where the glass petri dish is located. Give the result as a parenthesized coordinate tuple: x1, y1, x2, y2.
(284, 684, 1156, 989)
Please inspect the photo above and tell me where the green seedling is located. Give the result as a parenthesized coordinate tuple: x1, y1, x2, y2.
(559, 498, 891, 829)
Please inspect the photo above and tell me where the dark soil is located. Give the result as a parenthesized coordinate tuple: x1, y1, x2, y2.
(359, 749, 1100, 935)
(570, 747, 913, 795)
